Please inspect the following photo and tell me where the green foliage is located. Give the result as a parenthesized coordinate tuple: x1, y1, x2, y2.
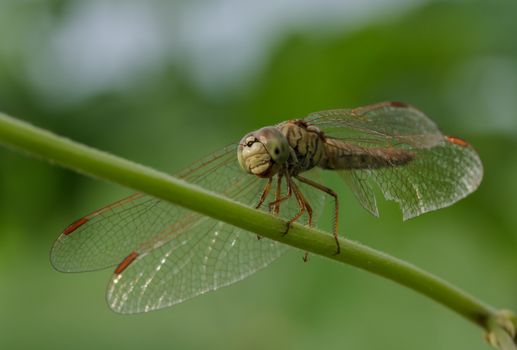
(1, 1, 516, 350)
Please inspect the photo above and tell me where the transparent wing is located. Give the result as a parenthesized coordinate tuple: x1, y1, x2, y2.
(106, 169, 325, 314)
(51, 145, 325, 313)
(106, 169, 324, 314)
(306, 101, 444, 148)
(306, 102, 483, 219)
(338, 171, 379, 217)
(51, 146, 250, 273)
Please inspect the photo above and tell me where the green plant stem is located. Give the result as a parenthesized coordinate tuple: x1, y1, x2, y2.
(0, 112, 513, 343)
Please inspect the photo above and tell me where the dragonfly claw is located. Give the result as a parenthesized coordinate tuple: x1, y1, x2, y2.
(281, 222, 291, 236)
(333, 242, 341, 256)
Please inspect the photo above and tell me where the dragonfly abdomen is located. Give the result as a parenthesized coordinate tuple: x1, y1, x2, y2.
(320, 139, 415, 170)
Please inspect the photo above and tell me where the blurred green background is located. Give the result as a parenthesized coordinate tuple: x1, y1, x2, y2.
(1, 1, 516, 349)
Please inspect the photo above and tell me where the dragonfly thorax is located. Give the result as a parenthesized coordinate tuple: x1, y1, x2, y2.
(276, 120, 326, 175)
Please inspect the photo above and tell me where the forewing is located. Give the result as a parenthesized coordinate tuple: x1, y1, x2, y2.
(51, 146, 246, 272)
(306, 102, 483, 219)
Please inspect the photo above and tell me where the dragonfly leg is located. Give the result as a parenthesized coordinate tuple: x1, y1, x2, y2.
(273, 174, 283, 215)
(285, 178, 315, 261)
(270, 175, 314, 261)
(268, 174, 292, 213)
(254, 177, 273, 240)
(292, 180, 314, 262)
(255, 177, 273, 210)
(282, 177, 307, 234)
(302, 195, 313, 262)
(296, 175, 340, 255)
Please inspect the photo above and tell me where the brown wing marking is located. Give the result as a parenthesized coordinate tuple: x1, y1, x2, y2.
(115, 251, 140, 274)
(63, 217, 90, 235)
(62, 193, 145, 236)
(446, 136, 469, 147)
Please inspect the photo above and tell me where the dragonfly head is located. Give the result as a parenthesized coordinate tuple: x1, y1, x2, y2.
(238, 127, 290, 178)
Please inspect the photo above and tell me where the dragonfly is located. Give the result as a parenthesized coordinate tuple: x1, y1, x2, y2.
(50, 101, 483, 314)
